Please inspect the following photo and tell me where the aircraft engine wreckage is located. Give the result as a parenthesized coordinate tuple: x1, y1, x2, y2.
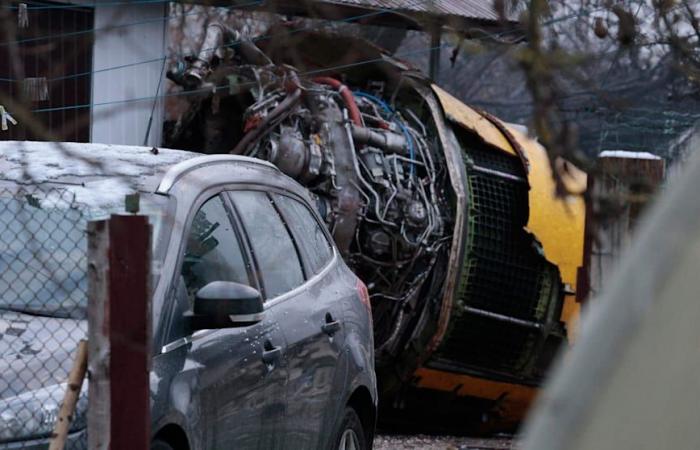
(166, 23, 586, 429)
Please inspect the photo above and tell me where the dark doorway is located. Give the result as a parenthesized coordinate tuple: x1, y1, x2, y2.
(0, 1, 94, 142)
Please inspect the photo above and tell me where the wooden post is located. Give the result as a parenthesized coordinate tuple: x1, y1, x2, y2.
(87, 220, 110, 450)
(588, 151, 665, 298)
(87, 215, 151, 450)
(49, 340, 88, 450)
(109, 214, 151, 450)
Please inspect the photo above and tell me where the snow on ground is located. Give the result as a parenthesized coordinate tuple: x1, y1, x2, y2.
(374, 434, 517, 450)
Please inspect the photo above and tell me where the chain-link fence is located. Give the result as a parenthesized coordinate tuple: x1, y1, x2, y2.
(0, 185, 88, 449)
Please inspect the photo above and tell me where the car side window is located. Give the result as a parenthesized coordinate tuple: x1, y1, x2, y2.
(230, 190, 304, 299)
(273, 194, 333, 276)
(181, 195, 250, 304)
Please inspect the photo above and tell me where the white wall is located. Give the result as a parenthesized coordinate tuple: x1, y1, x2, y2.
(90, 2, 167, 147)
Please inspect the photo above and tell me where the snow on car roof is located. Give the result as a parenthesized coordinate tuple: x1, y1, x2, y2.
(0, 141, 199, 210)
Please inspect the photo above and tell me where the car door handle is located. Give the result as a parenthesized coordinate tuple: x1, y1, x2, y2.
(322, 313, 341, 336)
(262, 341, 282, 365)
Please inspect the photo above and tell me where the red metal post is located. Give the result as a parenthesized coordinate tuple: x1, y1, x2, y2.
(108, 214, 151, 450)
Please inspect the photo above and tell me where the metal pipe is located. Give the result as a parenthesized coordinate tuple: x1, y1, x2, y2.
(184, 23, 229, 87)
(313, 77, 363, 127)
(349, 125, 396, 228)
(230, 89, 301, 155)
(350, 125, 408, 155)
(462, 306, 544, 330)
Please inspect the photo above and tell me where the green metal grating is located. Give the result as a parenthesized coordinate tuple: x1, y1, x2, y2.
(433, 139, 565, 381)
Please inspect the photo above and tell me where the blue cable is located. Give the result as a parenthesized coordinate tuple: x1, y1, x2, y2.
(352, 91, 392, 115)
(353, 90, 415, 175)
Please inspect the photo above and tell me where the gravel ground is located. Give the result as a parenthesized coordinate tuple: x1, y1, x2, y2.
(374, 434, 517, 450)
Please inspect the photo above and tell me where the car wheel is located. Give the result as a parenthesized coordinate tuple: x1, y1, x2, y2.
(151, 439, 175, 450)
(333, 407, 368, 450)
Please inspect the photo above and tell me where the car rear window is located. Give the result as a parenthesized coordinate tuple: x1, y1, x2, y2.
(230, 191, 304, 299)
(272, 194, 333, 276)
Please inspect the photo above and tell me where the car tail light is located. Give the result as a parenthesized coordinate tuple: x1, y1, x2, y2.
(356, 278, 371, 317)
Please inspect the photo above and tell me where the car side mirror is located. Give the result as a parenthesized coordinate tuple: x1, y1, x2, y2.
(186, 281, 264, 330)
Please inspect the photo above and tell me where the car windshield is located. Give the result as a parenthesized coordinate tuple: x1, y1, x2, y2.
(0, 185, 171, 320)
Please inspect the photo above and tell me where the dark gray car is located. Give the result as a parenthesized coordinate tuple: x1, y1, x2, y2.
(0, 142, 376, 450)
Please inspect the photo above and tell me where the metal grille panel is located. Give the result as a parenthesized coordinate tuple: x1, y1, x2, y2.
(433, 135, 563, 380)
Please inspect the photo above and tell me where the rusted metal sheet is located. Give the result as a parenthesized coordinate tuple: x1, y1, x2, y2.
(431, 85, 518, 157)
(415, 83, 467, 360)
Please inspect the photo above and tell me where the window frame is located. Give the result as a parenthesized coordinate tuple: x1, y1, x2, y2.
(159, 183, 339, 351)
(225, 189, 308, 301)
(179, 193, 258, 299)
(269, 192, 335, 278)
(160, 191, 262, 345)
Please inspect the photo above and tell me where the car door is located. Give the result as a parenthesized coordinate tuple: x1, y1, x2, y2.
(163, 194, 288, 449)
(226, 189, 314, 444)
(232, 190, 348, 449)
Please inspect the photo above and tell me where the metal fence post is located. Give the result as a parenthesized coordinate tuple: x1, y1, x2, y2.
(88, 215, 151, 450)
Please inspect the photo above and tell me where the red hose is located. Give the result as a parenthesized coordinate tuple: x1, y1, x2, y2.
(313, 76, 362, 127)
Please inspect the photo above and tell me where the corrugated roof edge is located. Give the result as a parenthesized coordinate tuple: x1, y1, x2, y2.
(156, 154, 280, 193)
(299, 0, 519, 23)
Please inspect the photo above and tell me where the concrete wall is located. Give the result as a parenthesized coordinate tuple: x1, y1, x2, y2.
(90, 2, 167, 147)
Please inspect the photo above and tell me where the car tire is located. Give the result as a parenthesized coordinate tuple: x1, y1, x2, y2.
(151, 439, 175, 450)
(333, 406, 368, 450)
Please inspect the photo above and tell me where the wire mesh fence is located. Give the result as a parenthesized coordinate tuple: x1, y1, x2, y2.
(0, 185, 88, 449)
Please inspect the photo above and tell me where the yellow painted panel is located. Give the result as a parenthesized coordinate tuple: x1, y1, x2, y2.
(414, 367, 538, 423)
(504, 125, 586, 339)
(432, 85, 517, 156)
